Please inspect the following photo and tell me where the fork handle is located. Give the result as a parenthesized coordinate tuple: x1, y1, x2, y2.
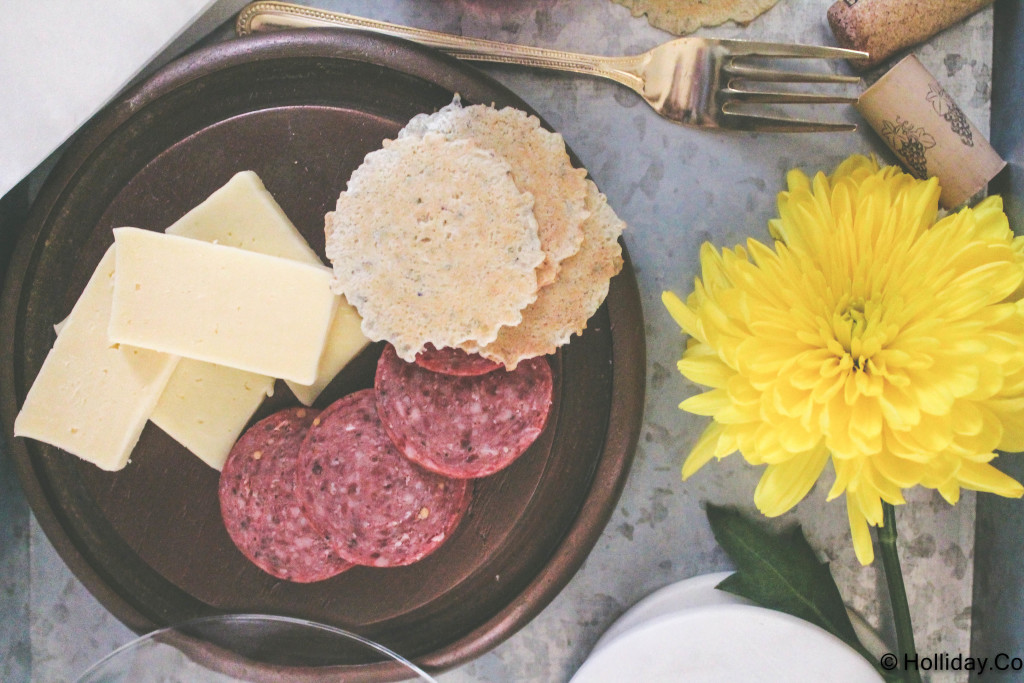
(236, 2, 645, 91)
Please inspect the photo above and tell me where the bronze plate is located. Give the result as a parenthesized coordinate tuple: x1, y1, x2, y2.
(0, 30, 644, 678)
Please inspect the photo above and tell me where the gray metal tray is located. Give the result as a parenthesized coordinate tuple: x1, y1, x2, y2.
(1, 1, 1021, 680)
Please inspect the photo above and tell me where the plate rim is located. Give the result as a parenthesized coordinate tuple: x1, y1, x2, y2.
(0, 28, 646, 674)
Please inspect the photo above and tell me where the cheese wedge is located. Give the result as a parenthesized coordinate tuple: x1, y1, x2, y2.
(14, 247, 180, 471)
(47, 174, 369, 469)
(108, 227, 337, 385)
(154, 172, 369, 465)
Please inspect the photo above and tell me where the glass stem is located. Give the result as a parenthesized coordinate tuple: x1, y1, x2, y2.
(878, 502, 922, 683)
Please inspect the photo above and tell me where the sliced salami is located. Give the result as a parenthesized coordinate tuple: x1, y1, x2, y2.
(298, 389, 470, 568)
(375, 343, 553, 479)
(219, 407, 352, 583)
(414, 343, 502, 376)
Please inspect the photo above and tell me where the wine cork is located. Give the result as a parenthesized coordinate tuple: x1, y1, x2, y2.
(827, 0, 993, 70)
(856, 55, 1005, 209)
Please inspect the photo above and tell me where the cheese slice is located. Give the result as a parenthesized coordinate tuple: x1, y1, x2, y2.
(287, 299, 368, 406)
(165, 171, 322, 262)
(150, 170, 307, 469)
(108, 227, 337, 384)
(14, 247, 180, 471)
(162, 171, 369, 407)
(151, 360, 271, 469)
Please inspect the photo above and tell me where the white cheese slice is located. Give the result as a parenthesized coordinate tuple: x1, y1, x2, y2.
(150, 170, 306, 469)
(287, 298, 368, 406)
(14, 247, 180, 471)
(165, 171, 321, 262)
(108, 227, 337, 385)
(162, 171, 369, 406)
(52, 291, 274, 472)
(151, 360, 272, 470)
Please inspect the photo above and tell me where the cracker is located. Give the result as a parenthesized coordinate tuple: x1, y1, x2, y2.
(612, 0, 780, 35)
(401, 99, 588, 286)
(465, 180, 625, 369)
(325, 133, 543, 361)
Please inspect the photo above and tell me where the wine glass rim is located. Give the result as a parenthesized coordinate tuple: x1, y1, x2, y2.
(74, 613, 438, 683)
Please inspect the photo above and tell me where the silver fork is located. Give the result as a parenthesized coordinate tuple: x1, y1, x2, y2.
(236, 1, 868, 133)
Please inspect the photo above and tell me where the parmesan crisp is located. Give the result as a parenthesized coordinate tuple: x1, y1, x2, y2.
(464, 180, 625, 369)
(400, 98, 588, 286)
(325, 133, 543, 361)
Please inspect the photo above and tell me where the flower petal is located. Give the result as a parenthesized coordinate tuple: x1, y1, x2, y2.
(679, 389, 732, 416)
(872, 453, 923, 489)
(847, 495, 875, 566)
(754, 445, 829, 517)
(678, 349, 733, 387)
(987, 398, 1024, 452)
(956, 460, 1024, 498)
(682, 422, 731, 480)
(663, 290, 700, 337)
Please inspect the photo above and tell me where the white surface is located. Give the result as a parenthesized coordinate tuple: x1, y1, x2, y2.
(591, 572, 749, 652)
(590, 572, 890, 661)
(571, 602, 884, 683)
(0, 0, 248, 198)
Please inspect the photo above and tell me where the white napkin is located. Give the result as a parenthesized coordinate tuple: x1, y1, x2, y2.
(0, 0, 249, 198)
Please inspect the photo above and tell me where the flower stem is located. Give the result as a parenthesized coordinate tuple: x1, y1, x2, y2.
(878, 502, 922, 683)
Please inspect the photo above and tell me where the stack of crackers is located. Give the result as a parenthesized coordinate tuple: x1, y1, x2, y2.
(325, 98, 626, 369)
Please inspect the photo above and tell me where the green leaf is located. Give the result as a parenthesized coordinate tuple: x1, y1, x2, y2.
(706, 503, 892, 679)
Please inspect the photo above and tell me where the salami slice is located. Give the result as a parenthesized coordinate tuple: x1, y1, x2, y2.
(298, 389, 470, 568)
(375, 344, 553, 479)
(414, 343, 502, 376)
(219, 407, 352, 583)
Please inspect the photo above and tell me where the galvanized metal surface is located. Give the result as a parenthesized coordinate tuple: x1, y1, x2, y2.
(0, 0, 1011, 680)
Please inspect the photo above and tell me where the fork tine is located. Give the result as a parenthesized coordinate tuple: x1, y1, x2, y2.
(722, 63, 861, 84)
(721, 87, 859, 105)
(718, 39, 868, 61)
(719, 109, 858, 133)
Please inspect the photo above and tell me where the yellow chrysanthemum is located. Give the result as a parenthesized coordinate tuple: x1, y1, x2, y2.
(664, 155, 1024, 565)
